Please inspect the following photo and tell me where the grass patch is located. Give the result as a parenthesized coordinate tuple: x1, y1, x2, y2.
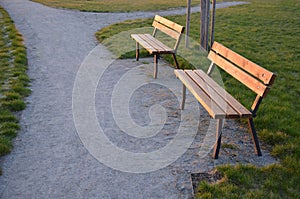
(32, 0, 200, 12)
(222, 143, 237, 150)
(0, 6, 30, 160)
(95, 0, 299, 197)
(0, 136, 12, 156)
(195, 164, 298, 198)
(95, 16, 209, 69)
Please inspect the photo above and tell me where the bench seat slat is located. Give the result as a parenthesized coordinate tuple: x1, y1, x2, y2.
(208, 51, 269, 97)
(194, 70, 253, 118)
(131, 34, 157, 53)
(175, 41, 276, 159)
(131, 15, 184, 78)
(140, 34, 174, 53)
(174, 70, 226, 119)
(185, 70, 244, 118)
(131, 34, 173, 54)
(137, 34, 164, 53)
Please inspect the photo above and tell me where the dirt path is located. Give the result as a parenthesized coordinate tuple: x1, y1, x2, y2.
(0, 1, 276, 198)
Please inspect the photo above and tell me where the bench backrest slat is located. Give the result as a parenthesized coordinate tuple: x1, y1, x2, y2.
(152, 15, 185, 52)
(153, 15, 185, 34)
(152, 21, 181, 40)
(211, 42, 276, 86)
(208, 42, 276, 98)
(208, 51, 269, 97)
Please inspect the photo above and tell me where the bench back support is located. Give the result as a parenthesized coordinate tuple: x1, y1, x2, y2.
(211, 42, 276, 85)
(208, 42, 276, 97)
(208, 42, 276, 115)
(152, 15, 185, 52)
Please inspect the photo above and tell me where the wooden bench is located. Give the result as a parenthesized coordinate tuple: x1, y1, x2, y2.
(174, 41, 276, 159)
(131, 15, 185, 79)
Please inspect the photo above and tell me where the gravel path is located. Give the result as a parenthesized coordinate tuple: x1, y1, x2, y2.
(0, 1, 276, 198)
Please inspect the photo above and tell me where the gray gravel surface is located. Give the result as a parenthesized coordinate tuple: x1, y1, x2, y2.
(0, 0, 276, 198)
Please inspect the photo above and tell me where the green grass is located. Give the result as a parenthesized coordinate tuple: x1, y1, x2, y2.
(31, 0, 200, 12)
(95, 0, 300, 197)
(0, 6, 31, 165)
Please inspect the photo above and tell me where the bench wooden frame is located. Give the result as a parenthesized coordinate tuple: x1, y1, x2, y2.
(175, 41, 276, 159)
(131, 15, 185, 79)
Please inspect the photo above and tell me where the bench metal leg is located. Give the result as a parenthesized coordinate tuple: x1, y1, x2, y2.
(248, 118, 262, 156)
(172, 53, 179, 69)
(181, 84, 186, 110)
(213, 119, 224, 159)
(153, 54, 158, 79)
(136, 42, 140, 61)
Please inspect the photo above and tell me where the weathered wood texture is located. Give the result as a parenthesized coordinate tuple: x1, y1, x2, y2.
(210, 0, 216, 47)
(175, 41, 276, 158)
(131, 15, 184, 78)
(185, 0, 191, 47)
(200, 0, 210, 50)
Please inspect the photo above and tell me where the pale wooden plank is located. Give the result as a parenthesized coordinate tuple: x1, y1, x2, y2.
(185, 70, 240, 118)
(131, 34, 156, 53)
(174, 70, 226, 119)
(194, 70, 252, 118)
(152, 21, 181, 40)
(154, 15, 185, 33)
(211, 42, 276, 85)
(132, 34, 172, 54)
(142, 34, 173, 52)
(138, 34, 163, 52)
(208, 51, 269, 97)
(174, 35, 183, 53)
(132, 16, 184, 79)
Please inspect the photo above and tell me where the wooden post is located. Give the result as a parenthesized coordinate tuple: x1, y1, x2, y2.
(135, 42, 139, 61)
(185, 0, 192, 47)
(181, 84, 186, 110)
(200, 0, 210, 51)
(210, 0, 216, 48)
(153, 54, 158, 79)
(200, 0, 206, 50)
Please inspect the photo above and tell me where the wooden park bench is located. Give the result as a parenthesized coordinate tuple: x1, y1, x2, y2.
(131, 15, 185, 79)
(174, 41, 276, 159)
